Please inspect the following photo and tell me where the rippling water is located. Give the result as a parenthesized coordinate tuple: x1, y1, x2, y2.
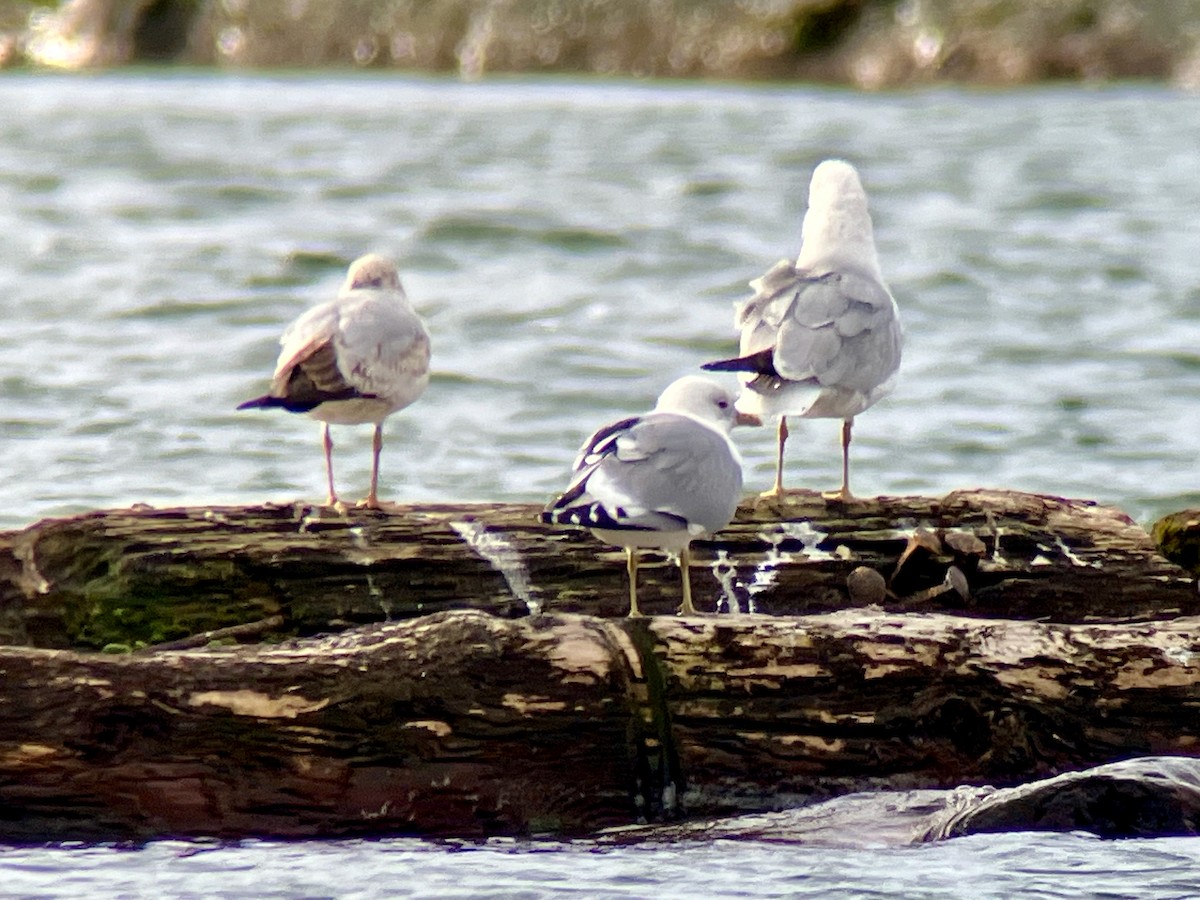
(3, 73, 1200, 894)
(5, 832, 1200, 899)
(3, 74, 1199, 530)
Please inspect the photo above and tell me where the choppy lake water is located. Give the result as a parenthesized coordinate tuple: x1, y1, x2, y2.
(3, 74, 1200, 529)
(2, 73, 1200, 895)
(5, 832, 1200, 899)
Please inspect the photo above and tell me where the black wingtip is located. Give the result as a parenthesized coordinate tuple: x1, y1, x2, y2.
(542, 501, 671, 534)
(237, 394, 331, 413)
(541, 502, 591, 529)
(700, 357, 746, 372)
(236, 395, 274, 411)
(701, 347, 778, 376)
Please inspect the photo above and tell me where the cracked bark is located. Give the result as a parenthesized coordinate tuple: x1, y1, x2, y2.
(2, 608, 1200, 841)
(0, 489, 1197, 841)
(1, 489, 1194, 651)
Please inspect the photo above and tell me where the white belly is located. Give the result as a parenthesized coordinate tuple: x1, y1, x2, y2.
(735, 375, 892, 421)
(308, 396, 404, 425)
(591, 528, 695, 553)
(307, 373, 430, 425)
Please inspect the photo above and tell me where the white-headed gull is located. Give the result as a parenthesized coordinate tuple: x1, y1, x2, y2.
(703, 159, 901, 499)
(541, 376, 758, 616)
(238, 254, 431, 509)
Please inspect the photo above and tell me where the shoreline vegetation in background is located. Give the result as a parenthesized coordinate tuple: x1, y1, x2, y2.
(0, 0, 1198, 89)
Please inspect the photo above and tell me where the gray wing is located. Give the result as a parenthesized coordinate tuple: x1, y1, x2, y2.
(333, 288, 431, 402)
(738, 261, 900, 393)
(269, 300, 361, 403)
(545, 413, 743, 536)
(734, 259, 799, 358)
(270, 289, 430, 409)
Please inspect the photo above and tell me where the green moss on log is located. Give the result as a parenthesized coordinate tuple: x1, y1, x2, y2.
(23, 521, 285, 650)
(3, 491, 1197, 652)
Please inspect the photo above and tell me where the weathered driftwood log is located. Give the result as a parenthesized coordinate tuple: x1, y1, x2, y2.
(3, 608, 1200, 842)
(1, 490, 1194, 650)
(2, 489, 1197, 841)
(0, 612, 638, 841)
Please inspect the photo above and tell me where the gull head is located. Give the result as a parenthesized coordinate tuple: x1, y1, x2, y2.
(653, 375, 761, 433)
(343, 253, 403, 292)
(808, 159, 868, 212)
(798, 159, 881, 276)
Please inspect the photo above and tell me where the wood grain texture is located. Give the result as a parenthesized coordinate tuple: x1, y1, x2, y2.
(2, 607, 1200, 840)
(1, 489, 1197, 841)
(1, 490, 1194, 650)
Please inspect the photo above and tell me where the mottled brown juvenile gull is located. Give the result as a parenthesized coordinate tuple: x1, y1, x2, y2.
(541, 376, 758, 616)
(703, 159, 902, 499)
(238, 254, 431, 509)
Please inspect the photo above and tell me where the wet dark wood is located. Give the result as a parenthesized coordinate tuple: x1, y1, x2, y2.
(1, 489, 1198, 842)
(597, 757, 1200, 846)
(646, 610, 1200, 817)
(920, 756, 1200, 840)
(1, 490, 1194, 651)
(2, 607, 1200, 841)
(0, 612, 648, 841)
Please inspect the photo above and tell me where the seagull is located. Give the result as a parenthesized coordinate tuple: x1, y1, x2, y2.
(541, 376, 758, 616)
(238, 254, 431, 509)
(702, 159, 901, 499)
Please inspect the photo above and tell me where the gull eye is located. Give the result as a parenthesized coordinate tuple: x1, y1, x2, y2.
(717, 399, 729, 409)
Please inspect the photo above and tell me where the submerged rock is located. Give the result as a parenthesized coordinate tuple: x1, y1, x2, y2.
(923, 757, 1200, 840)
(597, 757, 1200, 846)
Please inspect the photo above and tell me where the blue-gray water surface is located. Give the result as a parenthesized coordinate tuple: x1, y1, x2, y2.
(4, 832, 1200, 898)
(2, 73, 1200, 896)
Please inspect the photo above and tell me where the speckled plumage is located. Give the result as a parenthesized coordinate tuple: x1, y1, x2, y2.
(238, 254, 430, 508)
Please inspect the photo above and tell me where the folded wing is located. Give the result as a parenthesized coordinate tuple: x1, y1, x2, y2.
(542, 412, 742, 536)
(715, 261, 899, 395)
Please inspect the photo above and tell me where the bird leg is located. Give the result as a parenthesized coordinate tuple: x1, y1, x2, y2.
(321, 423, 339, 507)
(677, 544, 697, 616)
(626, 547, 642, 617)
(358, 423, 384, 509)
(841, 417, 854, 499)
(760, 416, 789, 497)
(823, 416, 856, 501)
